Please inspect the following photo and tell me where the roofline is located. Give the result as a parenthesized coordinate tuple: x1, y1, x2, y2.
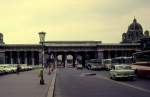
(98, 43, 140, 46)
(3, 44, 41, 47)
(44, 41, 102, 43)
(4, 44, 39, 45)
(1, 43, 140, 47)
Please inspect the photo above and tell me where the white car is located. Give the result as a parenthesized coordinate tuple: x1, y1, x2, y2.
(0, 65, 16, 73)
(86, 63, 103, 70)
(110, 65, 136, 80)
(76, 64, 83, 69)
(0, 67, 6, 74)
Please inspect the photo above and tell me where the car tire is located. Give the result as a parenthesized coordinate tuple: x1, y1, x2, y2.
(110, 76, 112, 79)
(112, 75, 116, 80)
(131, 76, 136, 81)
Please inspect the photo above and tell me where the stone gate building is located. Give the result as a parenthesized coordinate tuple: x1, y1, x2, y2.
(0, 18, 149, 67)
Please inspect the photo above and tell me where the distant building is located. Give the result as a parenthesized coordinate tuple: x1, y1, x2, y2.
(121, 18, 150, 43)
(0, 18, 149, 66)
(140, 37, 150, 50)
(0, 33, 4, 44)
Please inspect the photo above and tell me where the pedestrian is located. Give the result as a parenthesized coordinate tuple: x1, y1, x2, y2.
(48, 64, 51, 75)
(39, 69, 45, 85)
(16, 64, 21, 74)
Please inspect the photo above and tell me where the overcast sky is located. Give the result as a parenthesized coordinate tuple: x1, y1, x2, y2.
(1, 0, 150, 44)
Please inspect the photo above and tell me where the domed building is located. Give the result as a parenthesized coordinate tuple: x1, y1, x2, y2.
(122, 18, 145, 43)
(0, 32, 4, 44)
(144, 30, 150, 38)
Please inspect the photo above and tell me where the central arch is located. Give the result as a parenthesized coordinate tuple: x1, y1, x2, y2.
(65, 54, 73, 68)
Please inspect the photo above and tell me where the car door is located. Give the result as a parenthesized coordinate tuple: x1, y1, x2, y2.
(110, 66, 115, 77)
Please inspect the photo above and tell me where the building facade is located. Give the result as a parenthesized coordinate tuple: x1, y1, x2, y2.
(0, 18, 149, 67)
(0, 41, 140, 67)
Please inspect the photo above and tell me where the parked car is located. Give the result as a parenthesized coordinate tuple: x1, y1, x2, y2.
(102, 59, 112, 70)
(0, 65, 17, 74)
(76, 64, 83, 69)
(6, 66, 17, 73)
(85, 59, 103, 70)
(110, 65, 136, 80)
(20, 65, 33, 71)
(66, 63, 73, 68)
(0, 67, 6, 75)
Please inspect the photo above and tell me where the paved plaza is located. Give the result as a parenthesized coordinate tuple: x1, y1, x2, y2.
(0, 69, 55, 97)
(0, 68, 150, 97)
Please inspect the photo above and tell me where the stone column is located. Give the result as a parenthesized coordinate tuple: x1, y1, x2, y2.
(124, 51, 127, 57)
(10, 51, 13, 64)
(24, 52, 28, 65)
(0, 51, 5, 64)
(108, 50, 111, 59)
(82, 53, 86, 67)
(73, 53, 76, 67)
(36, 51, 40, 65)
(114, 50, 117, 58)
(62, 53, 65, 67)
(31, 51, 35, 65)
(97, 51, 104, 60)
(85, 52, 90, 60)
(17, 51, 20, 64)
(65, 55, 67, 67)
(121, 50, 124, 57)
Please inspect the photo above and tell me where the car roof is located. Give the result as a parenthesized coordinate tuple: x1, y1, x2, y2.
(114, 65, 130, 67)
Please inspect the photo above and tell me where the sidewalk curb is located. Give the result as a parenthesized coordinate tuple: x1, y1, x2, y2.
(47, 69, 57, 97)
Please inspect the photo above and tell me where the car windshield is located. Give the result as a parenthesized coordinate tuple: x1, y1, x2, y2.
(115, 65, 131, 70)
(93, 63, 100, 66)
(87, 59, 102, 66)
(112, 58, 132, 65)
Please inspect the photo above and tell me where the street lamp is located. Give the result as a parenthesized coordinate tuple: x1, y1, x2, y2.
(39, 31, 46, 85)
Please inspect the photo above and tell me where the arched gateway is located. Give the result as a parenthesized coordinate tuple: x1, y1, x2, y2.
(0, 18, 149, 67)
(0, 40, 140, 67)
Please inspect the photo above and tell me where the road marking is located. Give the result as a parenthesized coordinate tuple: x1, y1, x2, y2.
(96, 75, 150, 94)
(47, 69, 57, 97)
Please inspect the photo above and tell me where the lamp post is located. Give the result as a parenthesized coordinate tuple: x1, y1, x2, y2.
(39, 31, 46, 85)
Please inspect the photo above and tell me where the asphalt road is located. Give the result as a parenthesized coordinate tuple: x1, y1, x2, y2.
(54, 68, 150, 97)
(0, 69, 53, 97)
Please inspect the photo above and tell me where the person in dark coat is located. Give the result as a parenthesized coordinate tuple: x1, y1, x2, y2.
(16, 64, 21, 74)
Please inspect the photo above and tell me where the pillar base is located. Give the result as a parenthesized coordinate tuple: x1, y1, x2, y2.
(40, 79, 45, 85)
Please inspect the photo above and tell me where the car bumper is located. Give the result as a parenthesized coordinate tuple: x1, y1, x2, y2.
(115, 75, 135, 78)
(91, 67, 103, 70)
(77, 67, 83, 69)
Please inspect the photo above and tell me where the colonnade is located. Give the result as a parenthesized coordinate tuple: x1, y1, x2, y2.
(102, 50, 135, 59)
(3, 50, 135, 66)
(5, 51, 40, 65)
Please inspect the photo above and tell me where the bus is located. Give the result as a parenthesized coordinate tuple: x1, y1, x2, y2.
(104, 57, 133, 70)
(132, 50, 150, 78)
(111, 57, 133, 65)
